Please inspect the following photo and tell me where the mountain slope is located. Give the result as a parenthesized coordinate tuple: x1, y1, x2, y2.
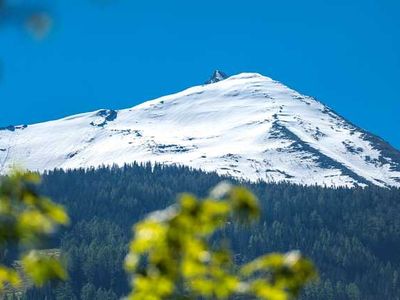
(1, 72, 399, 187)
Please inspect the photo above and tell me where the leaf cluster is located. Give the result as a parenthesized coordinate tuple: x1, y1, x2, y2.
(0, 170, 69, 290)
(125, 182, 316, 300)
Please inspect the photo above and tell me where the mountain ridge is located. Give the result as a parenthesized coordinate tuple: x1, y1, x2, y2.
(1, 72, 399, 188)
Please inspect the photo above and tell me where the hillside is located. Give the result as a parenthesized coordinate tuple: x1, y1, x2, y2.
(1, 72, 399, 187)
(18, 164, 400, 300)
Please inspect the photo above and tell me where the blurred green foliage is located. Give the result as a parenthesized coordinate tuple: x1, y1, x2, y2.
(125, 182, 316, 300)
(0, 0, 52, 39)
(0, 170, 69, 291)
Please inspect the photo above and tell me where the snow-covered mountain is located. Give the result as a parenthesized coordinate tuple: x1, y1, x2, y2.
(1, 72, 400, 187)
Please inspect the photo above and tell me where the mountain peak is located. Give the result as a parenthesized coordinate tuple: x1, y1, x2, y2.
(205, 70, 228, 84)
(1, 71, 399, 188)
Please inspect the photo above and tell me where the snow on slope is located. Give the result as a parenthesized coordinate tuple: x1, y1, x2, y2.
(1, 72, 400, 187)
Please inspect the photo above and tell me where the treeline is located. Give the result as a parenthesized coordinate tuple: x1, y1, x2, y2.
(19, 163, 400, 299)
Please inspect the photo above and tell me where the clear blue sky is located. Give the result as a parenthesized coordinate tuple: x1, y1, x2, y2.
(0, 0, 399, 148)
